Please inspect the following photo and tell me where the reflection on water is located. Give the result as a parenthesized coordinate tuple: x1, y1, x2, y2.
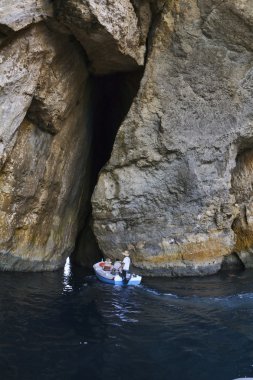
(0, 262, 253, 380)
(63, 258, 73, 293)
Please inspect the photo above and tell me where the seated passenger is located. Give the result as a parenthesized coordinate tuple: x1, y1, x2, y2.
(104, 258, 112, 271)
(113, 261, 121, 271)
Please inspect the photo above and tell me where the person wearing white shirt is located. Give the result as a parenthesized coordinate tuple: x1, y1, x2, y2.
(121, 251, 131, 283)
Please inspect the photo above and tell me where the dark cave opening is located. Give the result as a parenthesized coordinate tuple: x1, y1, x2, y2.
(220, 252, 245, 272)
(90, 69, 144, 186)
(71, 68, 144, 267)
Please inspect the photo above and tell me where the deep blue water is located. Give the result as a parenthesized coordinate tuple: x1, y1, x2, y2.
(1, 259, 253, 380)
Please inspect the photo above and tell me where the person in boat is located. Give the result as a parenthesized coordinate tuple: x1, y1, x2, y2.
(104, 258, 112, 271)
(120, 251, 131, 283)
(110, 260, 121, 275)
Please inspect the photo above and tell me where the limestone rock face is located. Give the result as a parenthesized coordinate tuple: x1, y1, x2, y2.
(0, 0, 53, 32)
(0, 24, 91, 270)
(0, 26, 43, 168)
(0, 0, 152, 271)
(55, 0, 152, 74)
(0, 24, 84, 167)
(93, 0, 253, 276)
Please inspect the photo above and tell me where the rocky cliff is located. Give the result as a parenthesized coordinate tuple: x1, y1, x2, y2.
(1, 0, 253, 275)
(92, 0, 253, 276)
(0, 0, 150, 270)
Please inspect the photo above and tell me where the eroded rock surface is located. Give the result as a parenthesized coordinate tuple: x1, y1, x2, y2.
(93, 0, 253, 276)
(231, 149, 253, 268)
(0, 23, 91, 270)
(0, 0, 53, 32)
(55, 0, 152, 74)
(0, 0, 150, 271)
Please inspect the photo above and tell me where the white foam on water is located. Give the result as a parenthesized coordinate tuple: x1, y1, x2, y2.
(163, 293, 179, 298)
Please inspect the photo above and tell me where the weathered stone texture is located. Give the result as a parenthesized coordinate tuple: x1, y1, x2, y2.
(0, 0, 53, 32)
(55, 0, 152, 74)
(0, 24, 85, 167)
(0, 24, 91, 270)
(93, 0, 253, 276)
(0, 0, 153, 271)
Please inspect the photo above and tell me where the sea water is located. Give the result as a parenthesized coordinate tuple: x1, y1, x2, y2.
(0, 258, 253, 380)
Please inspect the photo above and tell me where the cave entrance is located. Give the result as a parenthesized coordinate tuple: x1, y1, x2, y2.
(71, 69, 144, 267)
(90, 69, 144, 184)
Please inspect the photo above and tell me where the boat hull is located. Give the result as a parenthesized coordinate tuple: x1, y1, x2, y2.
(93, 262, 142, 285)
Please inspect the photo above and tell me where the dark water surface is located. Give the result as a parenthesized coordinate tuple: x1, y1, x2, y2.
(1, 259, 253, 380)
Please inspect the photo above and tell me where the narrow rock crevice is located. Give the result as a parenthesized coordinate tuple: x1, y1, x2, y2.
(70, 1, 165, 267)
(75, 1, 172, 268)
(90, 70, 144, 182)
(72, 69, 144, 267)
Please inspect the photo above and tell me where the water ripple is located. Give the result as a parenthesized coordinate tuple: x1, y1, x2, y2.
(0, 263, 253, 379)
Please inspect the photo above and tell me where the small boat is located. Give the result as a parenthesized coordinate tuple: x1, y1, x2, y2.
(93, 260, 142, 285)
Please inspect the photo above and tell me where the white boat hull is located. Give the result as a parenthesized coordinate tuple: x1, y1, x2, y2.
(93, 262, 142, 285)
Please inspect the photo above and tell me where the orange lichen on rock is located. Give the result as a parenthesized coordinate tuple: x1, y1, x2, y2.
(134, 237, 231, 266)
(233, 218, 253, 253)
